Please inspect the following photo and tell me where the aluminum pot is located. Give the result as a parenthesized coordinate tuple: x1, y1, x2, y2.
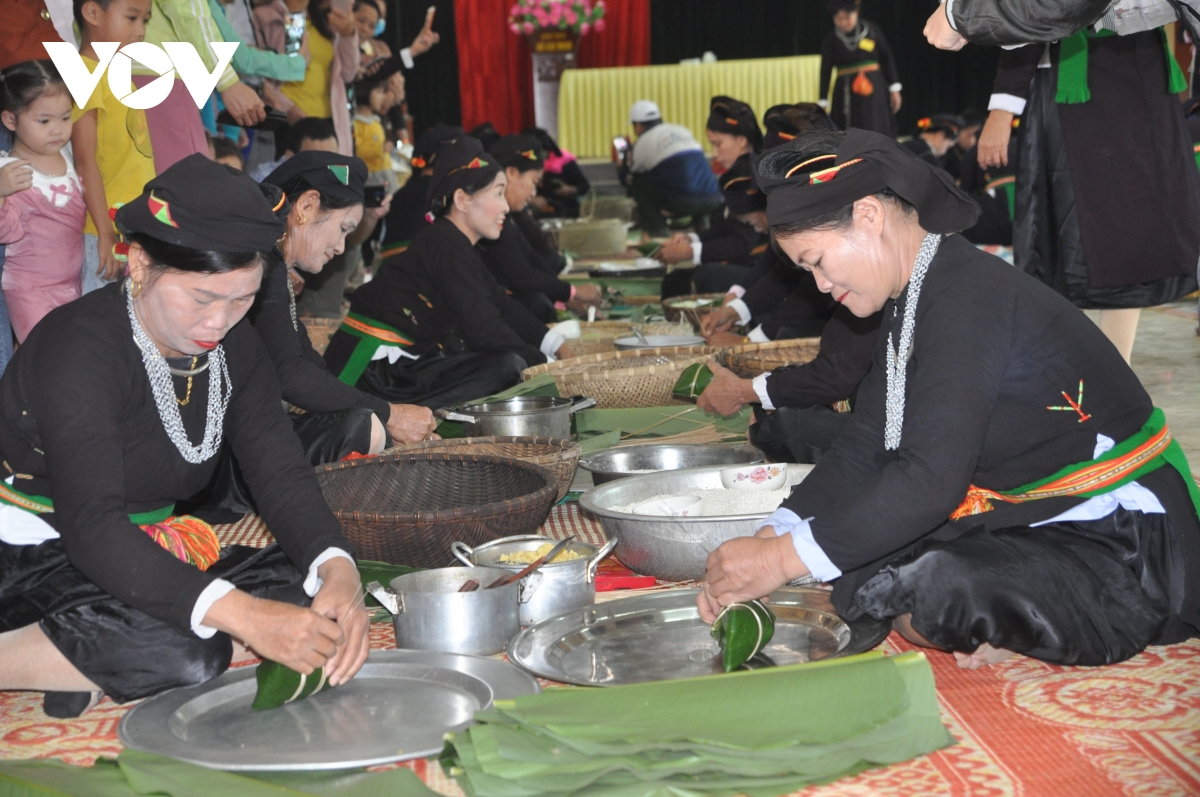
(366, 566, 541, 656)
(437, 396, 596, 439)
(451, 536, 617, 625)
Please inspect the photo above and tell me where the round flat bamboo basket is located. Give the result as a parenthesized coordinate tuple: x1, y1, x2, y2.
(720, 338, 822, 378)
(569, 320, 695, 357)
(523, 345, 721, 409)
(302, 317, 343, 355)
(381, 436, 581, 501)
(662, 294, 726, 327)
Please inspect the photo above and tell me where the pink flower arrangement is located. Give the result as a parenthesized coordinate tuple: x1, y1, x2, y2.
(508, 0, 606, 36)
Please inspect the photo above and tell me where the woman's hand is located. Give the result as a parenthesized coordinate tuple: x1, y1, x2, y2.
(696, 361, 757, 416)
(220, 81, 267, 127)
(697, 526, 808, 623)
(556, 341, 576, 360)
(703, 330, 749, 348)
(571, 283, 602, 308)
(0, 159, 33, 199)
(923, 3, 967, 50)
(889, 90, 903, 114)
(387, 403, 437, 443)
(97, 229, 123, 281)
(701, 305, 739, 337)
(977, 110, 1014, 169)
(206, 590, 345, 675)
(308, 556, 370, 686)
(328, 7, 357, 38)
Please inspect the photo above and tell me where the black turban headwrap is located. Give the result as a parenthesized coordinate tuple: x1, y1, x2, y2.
(720, 154, 766, 215)
(412, 124, 464, 169)
(756, 128, 980, 233)
(706, 96, 762, 151)
(114, 154, 283, 252)
(762, 103, 837, 150)
(263, 150, 367, 204)
(427, 136, 501, 213)
(915, 113, 965, 138)
(489, 134, 545, 171)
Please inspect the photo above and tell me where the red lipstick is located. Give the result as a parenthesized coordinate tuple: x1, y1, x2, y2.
(835, 291, 849, 303)
(193, 340, 219, 350)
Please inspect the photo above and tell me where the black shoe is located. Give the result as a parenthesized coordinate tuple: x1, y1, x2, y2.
(43, 691, 98, 718)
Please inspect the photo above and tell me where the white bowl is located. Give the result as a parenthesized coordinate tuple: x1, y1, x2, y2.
(633, 495, 702, 517)
(719, 464, 789, 491)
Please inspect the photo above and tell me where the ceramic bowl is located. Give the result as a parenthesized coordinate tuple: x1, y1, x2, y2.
(719, 464, 789, 491)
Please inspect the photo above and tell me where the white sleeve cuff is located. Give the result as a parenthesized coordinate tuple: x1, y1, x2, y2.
(400, 47, 415, 70)
(690, 241, 703, 265)
(988, 93, 1027, 115)
(541, 331, 566, 360)
(728, 297, 752, 325)
(816, 99, 828, 109)
(726, 285, 746, 299)
(757, 508, 842, 583)
(943, 0, 958, 31)
(888, 83, 902, 93)
(747, 324, 770, 343)
(191, 579, 237, 638)
(303, 547, 356, 596)
(751, 372, 774, 410)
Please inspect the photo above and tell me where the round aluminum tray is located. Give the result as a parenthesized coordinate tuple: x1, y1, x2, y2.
(578, 443, 764, 484)
(507, 587, 889, 686)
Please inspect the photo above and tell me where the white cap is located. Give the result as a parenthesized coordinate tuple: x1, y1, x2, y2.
(629, 100, 662, 124)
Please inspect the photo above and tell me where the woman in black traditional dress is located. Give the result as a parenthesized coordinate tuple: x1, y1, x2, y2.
(0, 156, 368, 717)
(700, 128, 1200, 669)
(323, 137, 574, 409)
(1002, 31, 1200, 362)
(818, 0, 902, 136)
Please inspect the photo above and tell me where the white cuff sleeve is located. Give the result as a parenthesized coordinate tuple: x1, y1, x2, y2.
(751, 372, 774, 410)
(943, 0, 957, 31)
(747, 325, 770, 343)
(987, 93, 1027, 115)
(726, 284, 746, 299)
(757, 508, 842, 583)
(887, 83, 902, 93)
(191, 579, 237, 638)
(687, 232, 700, 244)
(303, 547, 356, 596)
(400, 47, 415, 70)
(690, 241, 703, 265)
(728, 298, 752, 325)
(541, 331, 566, 360)
(816, 99, 828, 109)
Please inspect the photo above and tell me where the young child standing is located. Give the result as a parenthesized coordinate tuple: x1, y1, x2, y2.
(0, 61, 87, 342)
(71, 0, 155, 294)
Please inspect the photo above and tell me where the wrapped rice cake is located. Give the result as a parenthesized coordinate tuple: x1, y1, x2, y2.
(711, 600, 776, 671)
(252, 659, 335, 711)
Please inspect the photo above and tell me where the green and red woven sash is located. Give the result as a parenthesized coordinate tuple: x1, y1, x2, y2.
(335, 311, 415, 386)
(951, 407, 1200, 522)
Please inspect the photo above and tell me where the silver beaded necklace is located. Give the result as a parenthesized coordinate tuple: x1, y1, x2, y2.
(835, 21, 868, 52)
(126, 279, 232, 463)
(883, 233, 941, 451)
(277, 247, 300, 332)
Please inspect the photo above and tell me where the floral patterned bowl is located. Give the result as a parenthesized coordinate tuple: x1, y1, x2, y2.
(719, 464, 789, 491)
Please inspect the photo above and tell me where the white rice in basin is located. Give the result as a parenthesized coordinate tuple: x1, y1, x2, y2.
(616, 488, 789, 517)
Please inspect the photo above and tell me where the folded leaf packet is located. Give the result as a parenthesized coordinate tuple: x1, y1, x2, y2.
(712, 599, 776, 671)
(252, 660, 335, 711)
(673, 363, 715, 400)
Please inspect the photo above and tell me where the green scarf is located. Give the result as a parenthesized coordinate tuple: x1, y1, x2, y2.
(1057, 27, 1188, 104)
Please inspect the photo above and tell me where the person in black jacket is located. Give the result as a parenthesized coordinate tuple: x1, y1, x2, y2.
(477, 135, 601, 323)
(379, 123, 463, 261)
(323, 137, 574, 408)
(819, 0, 903, 136)
(925, 0, 1112, 49)
(900, 114, 963, 167)
(522, 127, 591, 219)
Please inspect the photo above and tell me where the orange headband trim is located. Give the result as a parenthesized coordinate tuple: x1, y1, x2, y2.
(783, 154, 836, 179)
(272, 191, 287, 213)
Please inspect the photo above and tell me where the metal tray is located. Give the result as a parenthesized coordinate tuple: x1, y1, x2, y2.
(117, 652, 527, 771)
(507, 587, 890, 687)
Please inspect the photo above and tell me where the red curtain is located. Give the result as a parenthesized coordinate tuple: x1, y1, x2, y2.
(454, 0, 650, 134)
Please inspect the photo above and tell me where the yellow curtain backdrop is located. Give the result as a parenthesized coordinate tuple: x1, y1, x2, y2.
(557, 56, 821, 159)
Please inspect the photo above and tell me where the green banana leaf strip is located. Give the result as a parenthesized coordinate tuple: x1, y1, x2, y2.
(711, 600, 775, 672)
(358, 559, 420, 615)
(252, 660, 335, 711)
(672, 364, 714, 401)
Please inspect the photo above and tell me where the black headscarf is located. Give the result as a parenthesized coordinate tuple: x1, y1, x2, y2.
(520, 126, 562, 158)
(916, 114, 965, 138)
(763, 103, 837, 150)
(756, 128, 979, 233)
(489, 134, 545, 171)
(720, 154, 766, 215)
(114, 154, 283, 252)
(412, 124, 464, 169)
(427, 136, 501, 213)
(706, 96, 763, 151)
(263, 151, 367, 204)
(827, 0, 859, 14)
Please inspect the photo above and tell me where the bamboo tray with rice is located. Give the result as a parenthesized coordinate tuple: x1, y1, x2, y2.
(720, 338, 823, 378)
(523, 346, 722, 409)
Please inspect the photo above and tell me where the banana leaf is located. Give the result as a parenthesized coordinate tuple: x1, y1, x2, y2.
(358, 559, 420, 617)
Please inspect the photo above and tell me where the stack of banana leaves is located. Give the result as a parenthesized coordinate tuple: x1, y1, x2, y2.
(441, 651, 953, 797)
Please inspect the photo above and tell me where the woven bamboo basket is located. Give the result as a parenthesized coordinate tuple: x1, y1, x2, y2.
(381, 436, 581, 501)
(662, 294, 727, 328)
(569, 321, 694, 357)
(302, 317, 343, 355)
(522, 345, 721, 409)
(315, 453, 556, 567)
(721, 338, 822, 378)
